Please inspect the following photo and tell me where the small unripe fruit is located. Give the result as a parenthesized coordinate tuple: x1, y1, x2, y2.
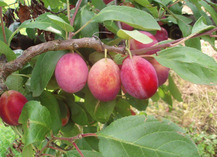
(0, 90, 28, 126)
(145, 57, 170, 86)
(55, 53, 88, 93)
(154, 27, 168, 42)
(88, 58, 121, 102)
(130, 31, 159, 55)
(121, 56, 158, 99)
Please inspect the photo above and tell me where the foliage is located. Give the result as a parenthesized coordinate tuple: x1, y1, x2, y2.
(0, 0, 216, 156)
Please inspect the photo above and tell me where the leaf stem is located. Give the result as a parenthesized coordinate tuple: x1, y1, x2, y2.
(73, 142, 84, 157)
(0, 7, 7, 44)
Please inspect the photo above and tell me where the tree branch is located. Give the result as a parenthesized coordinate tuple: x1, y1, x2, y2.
(0, 27, 216, 95)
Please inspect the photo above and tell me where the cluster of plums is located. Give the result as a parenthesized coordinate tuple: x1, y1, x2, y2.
(55, 31, 169, 102)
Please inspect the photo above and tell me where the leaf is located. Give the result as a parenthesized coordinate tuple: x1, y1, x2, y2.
(117, 29, 153, 44)
(98, 115, 200, 157)
(168, 75, 183, 102)
(84, 88, 116, 123)
(115, 99, 131, 117)
(22, 145, 34, 157)
(70, 102, 89, 125)
(92, 0, 106, 10)
(67, 150, 103, 157)
(113, 53, 127, 65)
(0, 40, 16, 61)
(61, 122, 80, 137)
(47, 15, 74, 32)
(92, 6, 160, 31)
(0, 27, 12, 42)
(158, 86, 173, 107)
(19, 19, 64, 36)
(19, 101, 52, 146)
(155, 46, 217, 85)
(126, 94, 149, 111)
(5, 74, 25, 95)
(31, 51, 66, 97)
(134, 0, 159, 18)
(192, 17, 216, 34)
(0, 0, 7, 6)
(77, 126, 99, 151)
(198, 0, 217, 25)
(39, 91, 62, 134)
(80, 6, 99, 37)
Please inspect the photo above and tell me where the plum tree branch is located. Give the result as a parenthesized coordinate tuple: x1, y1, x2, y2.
(0, 27, 216, 94)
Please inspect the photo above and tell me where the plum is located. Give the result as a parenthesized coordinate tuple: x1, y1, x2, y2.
(121, 56, 158, 99)
(55, 53, 88, 93)
(130, 31, 159, 55)
(88, 58, 121, 102)
(0, 90, 28, 126)
(154, 27, 168, 42)
(145, 57, 170, 86)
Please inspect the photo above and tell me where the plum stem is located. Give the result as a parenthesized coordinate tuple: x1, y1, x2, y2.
(105, 49, 108, 61)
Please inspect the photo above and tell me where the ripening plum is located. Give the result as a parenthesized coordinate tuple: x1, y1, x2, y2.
(145, 57, 170, 86)
(55, 53, 88, 93)
(121, 56, 158, 99)
(154, 27, 168, 42)
(0, 90, 28, 126)
(130, 31, 159, 55)
(88, 58, 121, 102)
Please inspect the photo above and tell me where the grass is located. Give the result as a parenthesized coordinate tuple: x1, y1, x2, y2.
(0, 120, 21, 157)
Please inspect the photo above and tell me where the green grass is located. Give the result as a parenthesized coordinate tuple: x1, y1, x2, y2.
(0, 120, 21, 157)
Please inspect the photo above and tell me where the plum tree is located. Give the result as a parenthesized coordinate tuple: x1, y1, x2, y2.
(88, 58, 121, 102)
(121, 56, 158, 99)
(55, 53, 88, 93)
(0, 90, 28, 126)
(130, 31, 160, 54)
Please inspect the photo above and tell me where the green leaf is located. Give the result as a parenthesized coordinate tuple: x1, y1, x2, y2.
(39, 91, 62, 134)
(115, 99, 131, 117)
(92, 6, 160, 31)
(113, 53, 127, 65)
(5, 74, 25, 95)
(134, 0, 159, 18)
(70, 102, 89, 125)
(126, 94, 149, 111)
(192, 17, 216, 34)
(168, 75, 183, 102)
(158, 86, 173, 107)
(198, 0, 217, 25)
(84, 88, 116, 123)
(67, 150, 103, 157)
(0, 0, 7, 6)
(31, 51, 65, 97)
(92, 0, 106, 10)
(155, 46, 217, 85)
(22, 145, 34, 157)
(61, 122, 80, 137)
(47, 15, 74, 32)
(77, 126, 99, 151)
(19, 19, 64, 36)
(19, 101, 52, 146)
(98, 115, 200, 157)
(80, 6, 99, 37)
(0, 27, 12, 42)
(117, 29, 153, 44)
(0, 40, 16, 61)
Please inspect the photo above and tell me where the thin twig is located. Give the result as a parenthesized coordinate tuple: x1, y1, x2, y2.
(69, 0, 83, 39)
(0, 7, 7, 44)
(73, 142, 85, 157)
